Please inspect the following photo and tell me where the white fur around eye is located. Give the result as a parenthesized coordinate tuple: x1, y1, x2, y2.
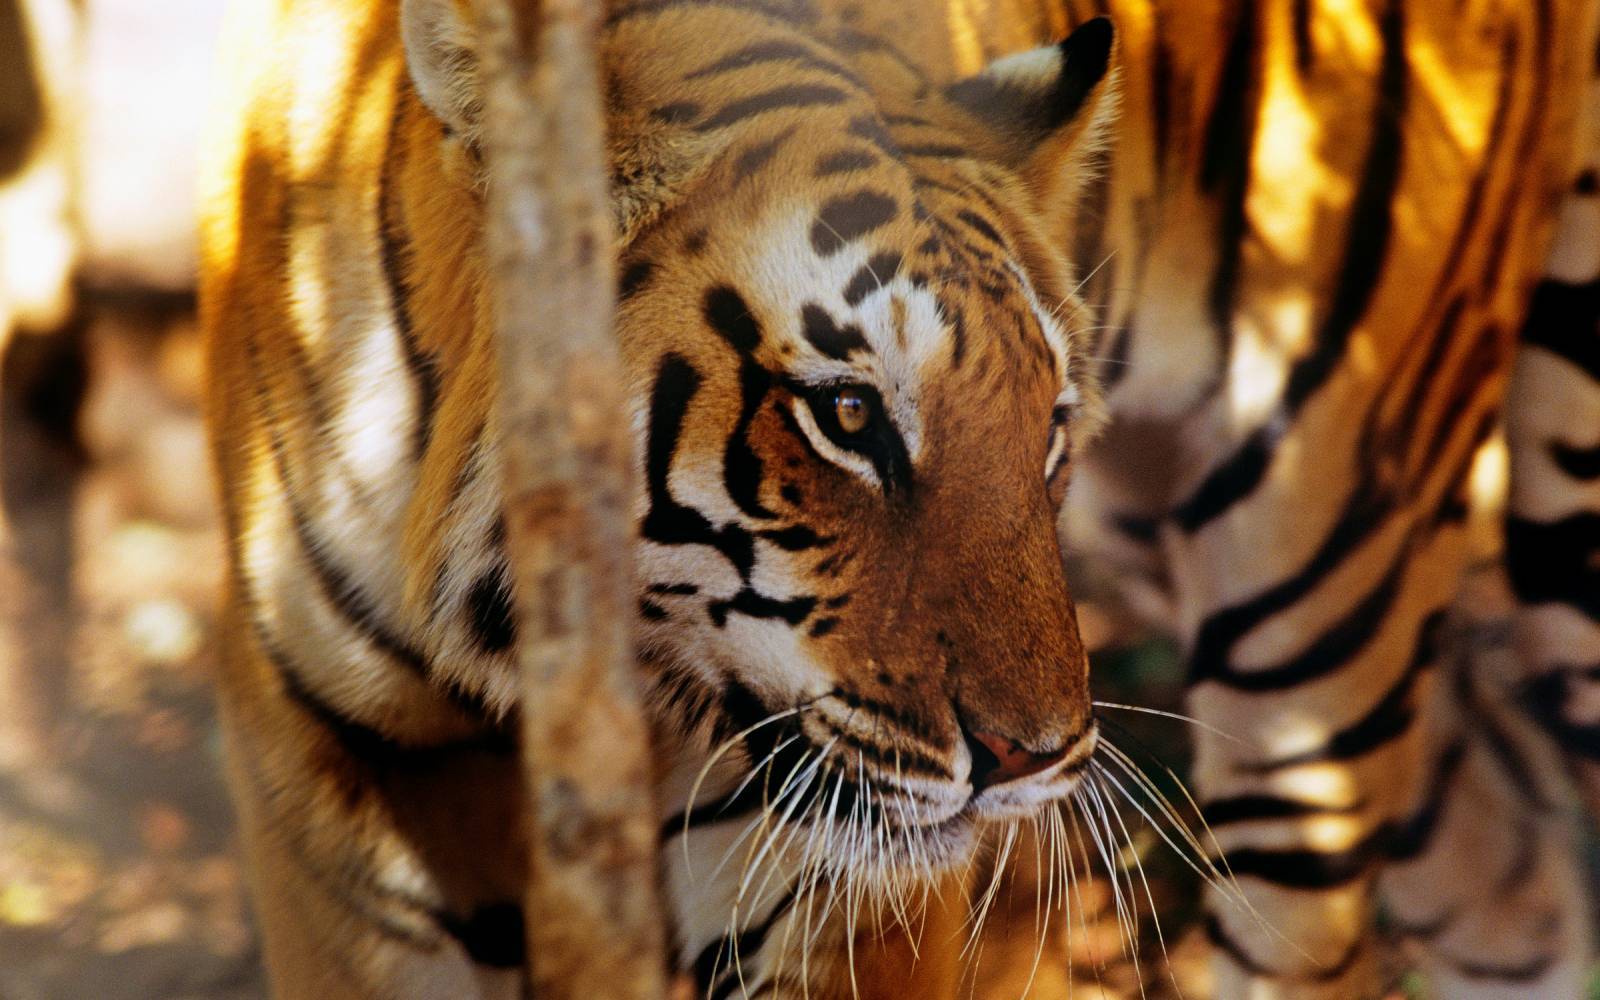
(790, 397, 880, 487)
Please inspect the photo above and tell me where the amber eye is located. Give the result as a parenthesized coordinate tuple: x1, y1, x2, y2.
(834, 387, 872, 435)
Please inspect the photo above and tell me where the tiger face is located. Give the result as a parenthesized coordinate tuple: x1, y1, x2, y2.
(622, 175, 1101, 866)
(403, 0, 1117, 877)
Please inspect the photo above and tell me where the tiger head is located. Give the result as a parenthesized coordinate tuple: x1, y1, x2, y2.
(403, 1, 1118, 877)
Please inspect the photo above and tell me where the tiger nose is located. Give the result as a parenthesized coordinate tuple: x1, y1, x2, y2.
(964, 728, 1071, 790)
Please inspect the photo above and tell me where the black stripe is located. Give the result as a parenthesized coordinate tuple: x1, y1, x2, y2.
(842, 251, 902, 306)
(466, 569, 517, 654)
(800, 303, 869, 358)
(1451, 953, 1557, 983)
(1185, 394, 1488, 692)
(695, 888, 798, 998)
(1206, 913, 1363, 982)
(255, 617, 514, 760)
(898, 143, 968, 159)
(1550, 439, 1600, 480)
(619, 259, 656, 300)
(1390, 905, 1457, 941)
(833, 686, 942, 744)
(379, 100, 441, 460)
(725, 359, 779, 520)
(810, 190, 899, 256)
(846, 115, 901, 162)
(437, 902, 526, 969)
(1150, 26, 1173, 169)
(1292, 0, 1315, 73)
(759, 525, 831, 550)
(639, 599, 669, 620)
(650, 100, 701, 125)
(1412, 323, 1502, 477)
(1246, 610, 1445, 771)
(663, 684, 819, 836)
(704, 286, 763, 353)
(815, 720, 950, 779)
(1520, 666, 1600, 761)
(732, 125, 801, 184)
(1365, 295, 1470, 471)
(240, 337, 496, 723)
(637, 363, 824, 629)
(831, 28, 930, 85)
(1522, 278, 1600, 381)
(708, 588, 817, 628)
(1201, 0, 1261, 388)
(684, 39, 861, 86)
(1098, 325, 1133, 392)
(948, 308, 967, 367)
(1202, 794, 1362, 827)
(606, 0, 817, 28)
(1505, 513, 1600, 623)
(276, 822, 448, 953)
(648, 582, 699, 596)
(1219, 742, 1462, 889)
(1175, 0, 1407, 534)
(808, 616, 839, 637)
(694, 83, 849, 132)
(955, 209, 1005, 248)
(640, 355, 758, 579)
(1190, 526, 1411, 691)
(815, 148, 878, 176)
(1383, 740, 1465, 861)
(1477, 0, 1553, 284)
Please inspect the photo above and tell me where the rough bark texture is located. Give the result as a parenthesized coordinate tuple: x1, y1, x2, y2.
(469, 0, 669, 996)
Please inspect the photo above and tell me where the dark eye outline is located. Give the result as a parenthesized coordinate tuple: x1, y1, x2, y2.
(788, 380, 913, 494)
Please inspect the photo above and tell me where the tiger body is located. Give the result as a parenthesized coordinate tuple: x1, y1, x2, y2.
(199, 0, 1600, 997)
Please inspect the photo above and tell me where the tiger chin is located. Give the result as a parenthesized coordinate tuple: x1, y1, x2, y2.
(200, 0, 1119, 996)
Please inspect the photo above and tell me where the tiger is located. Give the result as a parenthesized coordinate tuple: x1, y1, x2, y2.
(196, 1, 1600, 999)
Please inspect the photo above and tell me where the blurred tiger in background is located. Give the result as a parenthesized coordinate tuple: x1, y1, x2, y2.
(199, 0, 1600, 997)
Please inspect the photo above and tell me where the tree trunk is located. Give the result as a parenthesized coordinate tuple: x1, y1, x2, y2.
(468, 0, 669, 996)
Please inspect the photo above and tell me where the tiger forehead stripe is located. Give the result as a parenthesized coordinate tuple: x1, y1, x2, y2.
(692, 82, 850, 133)
(815, 148, 879, 177)
(811, 190, 899, 256)
(842, 252, 903, 307)
(801, 303, 869, 360)
(682, 39, 863, 86)
(704, 286, 762, 352)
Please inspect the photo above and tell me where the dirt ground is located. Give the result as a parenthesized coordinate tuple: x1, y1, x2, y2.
(0, 296, 259, 999)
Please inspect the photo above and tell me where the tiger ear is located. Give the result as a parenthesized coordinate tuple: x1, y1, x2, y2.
(401, 0, 482, 139)
(944, 17, 1119, 210)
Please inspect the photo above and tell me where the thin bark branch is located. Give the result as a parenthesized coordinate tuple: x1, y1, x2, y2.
(470, 0, 668, 995)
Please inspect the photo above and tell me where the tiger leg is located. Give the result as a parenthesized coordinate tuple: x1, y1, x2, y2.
(1156, 403, 1499, 998)
(1378, 120, 1600, 999)
(216, 599, 527, 1000)
(1375, 98, 1600, 998)
(1504, 119, 1600, 819)
(1374, 594, 1593, 999)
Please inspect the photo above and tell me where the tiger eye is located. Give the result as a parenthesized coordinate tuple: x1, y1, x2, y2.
(834, 388, 871, 435)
